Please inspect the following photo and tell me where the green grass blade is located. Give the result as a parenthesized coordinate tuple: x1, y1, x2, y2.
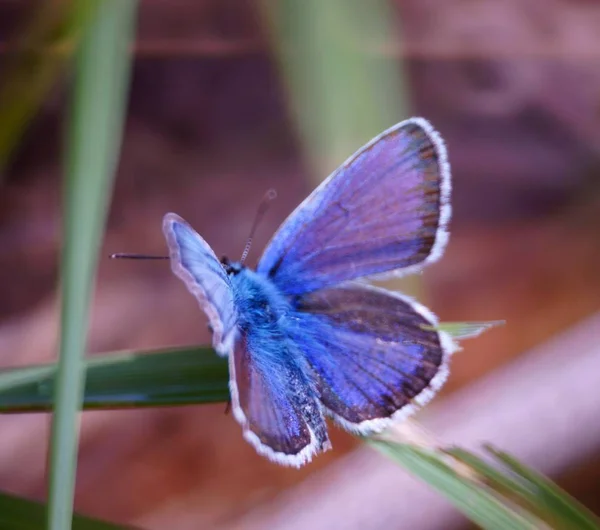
(3, 351, 597, 530)
(446, 448, 550, 519)
(0, 490, 133, 530)
(370, 440, 544, 530)
(433, 321, 506, 340)
(262, 0, 406, 172)
(0, 346, 228, 412)
(49, 2, 138, 529)
(486, 446, 600, 530)
(0, 316, 500, 413)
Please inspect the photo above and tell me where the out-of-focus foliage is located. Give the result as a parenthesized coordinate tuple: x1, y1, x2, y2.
(0, 346, 227, 412)
(0, 490, 132, 530)
(371, 440, 600, 530)
(0, 328, 598, 528)
(46, 1, 138, 529)
(0, 322, 498, 413)
(0, 0, 101, 170)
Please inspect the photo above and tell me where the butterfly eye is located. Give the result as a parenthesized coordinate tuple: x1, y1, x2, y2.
(220, 256, 243, 276)
(220, 256, 231, 272)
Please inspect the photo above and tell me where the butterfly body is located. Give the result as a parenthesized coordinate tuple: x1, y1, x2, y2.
(203, 261, 331, 462)
(227, 264, 293, 337)
(163, 117, 456, 467)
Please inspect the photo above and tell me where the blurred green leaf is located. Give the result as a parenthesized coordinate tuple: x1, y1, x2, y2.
(370, 440, 543, 530)
(0, 318, 499, 413)
(432, 321, 505, 340)
(0, 490, 133, 530)
(0, 0, 101, 170)
(484, 446, 600, 530)
(0, 346, 227, 412)
(49, 1, 138, 529)
(445, 447, 545, 516)
(372, 438, 600, 530)
(262, 0, 406, 174)
(2, 345, 596, 530)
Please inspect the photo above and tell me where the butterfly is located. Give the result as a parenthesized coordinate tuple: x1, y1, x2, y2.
(162, 117, 456, 467)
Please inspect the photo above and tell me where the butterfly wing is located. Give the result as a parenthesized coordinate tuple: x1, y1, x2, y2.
(256, 117, 450, 295)
(229, 330, 330, 467)
(163, 213, 238, 355)
(287, 283, 458, 433)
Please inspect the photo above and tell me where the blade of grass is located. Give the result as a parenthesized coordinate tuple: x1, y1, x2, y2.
(433, 321, 505, 340)
(261, 0, 405, 174)
(0, 317, 496, 413)
(446, 447, 552, 521)
(0, 490, 134, 530)
(0, 346, 228, 412)
(4, 351, 595, 529)
(49, 2, 137, 530)
(370, 440, 545, 530)
(446, 447, 600, 529)
(486, 446, 600, 530)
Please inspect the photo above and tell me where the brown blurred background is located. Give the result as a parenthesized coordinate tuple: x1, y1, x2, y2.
(0, 0, 600, 528)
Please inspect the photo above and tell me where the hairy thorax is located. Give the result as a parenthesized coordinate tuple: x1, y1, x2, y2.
(229, 266, 294, 333)
(228, 266, 312, 377)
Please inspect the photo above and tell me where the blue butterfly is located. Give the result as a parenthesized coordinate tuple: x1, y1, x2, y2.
(163, 117, 456, 467)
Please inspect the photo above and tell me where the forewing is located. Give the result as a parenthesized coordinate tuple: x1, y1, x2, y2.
(288, 284, 458, 433)
(257, 117, 450, 295)
(163, 213, 237, 355)
(229, 332, 330, 467)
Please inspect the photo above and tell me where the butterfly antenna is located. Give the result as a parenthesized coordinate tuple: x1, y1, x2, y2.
(110, 253, 169, 260)
(240, 188, 277, 265)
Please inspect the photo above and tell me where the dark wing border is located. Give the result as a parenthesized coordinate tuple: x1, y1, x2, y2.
(228, 334, 331, 467)
(292, 283, 458, 435)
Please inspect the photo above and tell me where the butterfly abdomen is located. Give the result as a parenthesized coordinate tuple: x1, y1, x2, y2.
(229, 268, 330, 460)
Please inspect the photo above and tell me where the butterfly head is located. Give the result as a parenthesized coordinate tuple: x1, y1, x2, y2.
(221, 256, 243, 276)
